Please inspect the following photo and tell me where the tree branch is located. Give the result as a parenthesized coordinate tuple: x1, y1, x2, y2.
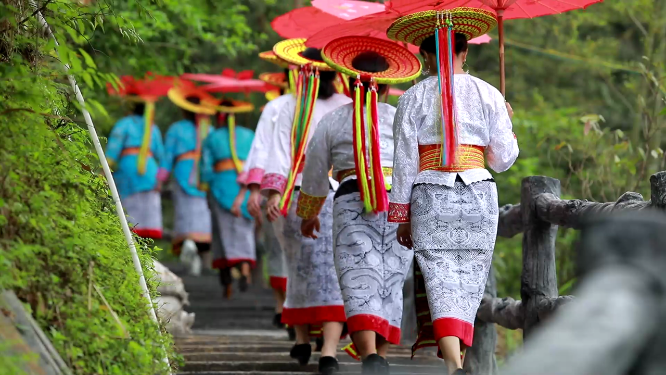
(477, 296, 524, 330)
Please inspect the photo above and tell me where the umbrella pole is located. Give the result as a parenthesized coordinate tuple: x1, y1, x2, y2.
(498, 10, 506, 97)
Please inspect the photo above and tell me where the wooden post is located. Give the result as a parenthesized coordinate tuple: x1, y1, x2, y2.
(650, 171, 666, 210)
(464, 266, 498, 375)
(520, 176, 560, 338)
(501, 212, 666, 375)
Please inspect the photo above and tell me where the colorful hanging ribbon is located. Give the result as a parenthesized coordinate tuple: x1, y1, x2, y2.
(227, 113, 243, 173)
(334, 72, 351, 97)
(436, 12, 457, 167)
(352, 78, 389, 214)
(137, 101, 155, 175)
(189, 114, 210, 187)
(278, 65, 320, 216)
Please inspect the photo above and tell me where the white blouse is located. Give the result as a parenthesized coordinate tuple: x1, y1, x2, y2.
(301, 102, 397, 198)
(389, 75, 519, 221)
(261, 92, 351, 194)
(241, 94, 292, 186)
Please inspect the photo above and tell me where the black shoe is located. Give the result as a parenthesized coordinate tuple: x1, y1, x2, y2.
(273, 313, 284, 329)
(362, 354, 389, 374)
(315, 337, 324, 352)
(238, 275, 248, 292)
(318, 356, 339, 375)
(289, 343, 311, 366)
(452, 369, 467, 375)
(287, 326, 296, 341)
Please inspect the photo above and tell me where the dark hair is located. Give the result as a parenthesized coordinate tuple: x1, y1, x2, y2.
(281, 68, 290, 95)
(419, 33, 468, 55)
(299, 48, 336, 99)
(347, 77, 388, 97)
(183, 96, 200, 121)
(216, 99, 234, 127)
(346, 51, 389, 96)
(132, 102, 145, 116)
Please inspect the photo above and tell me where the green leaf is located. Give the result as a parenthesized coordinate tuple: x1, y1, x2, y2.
(79, 49, 97, 69)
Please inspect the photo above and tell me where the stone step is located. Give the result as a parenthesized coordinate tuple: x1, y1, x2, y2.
(176, 343, 421, 356)
(182, 361, 442, 373)
(182, 352, 442, 364)
(178, 372, 442, 375)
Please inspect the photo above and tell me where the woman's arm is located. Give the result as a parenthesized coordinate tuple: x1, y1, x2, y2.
(388, 91, 420, 224)
(297, 110, 333, 220)
(486, 90, 519, 173)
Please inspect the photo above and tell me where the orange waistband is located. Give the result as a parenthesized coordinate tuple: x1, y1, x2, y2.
(121, 147, 152, 157)
(176, 151, 201, 162)
(336, 167, 393, 182)
(419, 144, 485, 173)
(214, 159, 242, 172)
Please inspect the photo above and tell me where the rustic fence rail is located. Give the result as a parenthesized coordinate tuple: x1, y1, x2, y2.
(464, 171, 666, 375)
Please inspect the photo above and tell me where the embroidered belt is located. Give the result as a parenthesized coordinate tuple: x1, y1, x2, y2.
(418, 144, 485, 173)
(336, 167, 393, 182)
(121, 147, 153, 157)
(176, 151, 200, 162)
(214, 159, 242, 172)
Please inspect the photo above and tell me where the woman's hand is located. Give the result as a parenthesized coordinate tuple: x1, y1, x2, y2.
(230, 188, 247, 218)
(247, 188, 263, 220)
(397, 223, 413, 250)
(505, 101, 514, 119)
(266, 192, 282, 222)
(301, 217, 320, 239)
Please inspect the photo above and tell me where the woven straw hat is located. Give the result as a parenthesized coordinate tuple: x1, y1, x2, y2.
(259, 50, 290, 68)
(259, 72, 288, 89)
(387, 7, 497, 46)
(273, 38, 334, 71)
(168, 86, 217, 115)
(322, 36, 421, 84)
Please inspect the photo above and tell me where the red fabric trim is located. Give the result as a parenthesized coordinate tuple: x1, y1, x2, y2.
(281, 305, 346, 326)
(269, 276, 287, 292)
(433, 317, 474, 348)
(132, 228, 162, 239)
(246, 168, 265, 186)
(387, 202, 410, 223)
(236, 171, 248, 185)
(347, 314, 401, 345)
(212, 258, 257, 269)
(157, 168, 169, 182)
(260, 173, 287, 194)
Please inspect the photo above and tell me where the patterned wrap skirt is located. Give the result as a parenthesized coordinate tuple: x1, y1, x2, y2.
(210, 199, 256, 269)
(171, 184, 212, 255)
(272, 190, 345, 326)
(333, 189, 413, 345)
(123, 190, 163, 239)
(263, 206, 288, 292)
(410, 180, 498, 348)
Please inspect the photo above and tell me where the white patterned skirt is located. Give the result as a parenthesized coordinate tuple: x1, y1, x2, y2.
(411, 180, 498, 347)
(262, 207, 288, 292)
(123, 190, 163, 239)
(210, 200, 256, 269)
(272, 190, 345, 326)
(333, 190, 412, 345)
(172, 184, 212, 255)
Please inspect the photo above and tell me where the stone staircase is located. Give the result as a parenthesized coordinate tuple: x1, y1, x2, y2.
(166, 262, 444, 375)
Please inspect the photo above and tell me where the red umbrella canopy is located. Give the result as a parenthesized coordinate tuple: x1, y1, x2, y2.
(390, 0, 603, 19)
(107, 73, 193, 102)
(271, 6, 343, 39)
(182, 70, 269, 94)
(306, 2, 491, 53)
(311, 0, 385, 20)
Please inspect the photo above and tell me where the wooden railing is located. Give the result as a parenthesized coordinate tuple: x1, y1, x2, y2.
(464, 171, 666, 375)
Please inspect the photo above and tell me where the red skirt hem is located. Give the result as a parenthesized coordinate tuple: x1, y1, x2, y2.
(212, 258, 257, 269)
(281, 305, 346, 326)
(132, 228, 163, 239)
(346, 314, 401, 345)
(269, 276, 287, 293)
(433, 317, 474, 347)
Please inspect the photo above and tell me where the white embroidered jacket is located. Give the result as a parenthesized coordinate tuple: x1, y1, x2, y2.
(388, 75, 519, 223)
(240, 94, 292, 187)
(296, 102, 397, 219)
(260, 93, 351, 195)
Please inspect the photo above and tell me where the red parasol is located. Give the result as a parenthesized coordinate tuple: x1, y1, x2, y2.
(387, 0, 605, 95)
(107, 73, 193, 102)
(307, 2, 491, 54)
(311, 0, 385, 20)
(271, 6, 343, 39)
(181, 70, 269, 94)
